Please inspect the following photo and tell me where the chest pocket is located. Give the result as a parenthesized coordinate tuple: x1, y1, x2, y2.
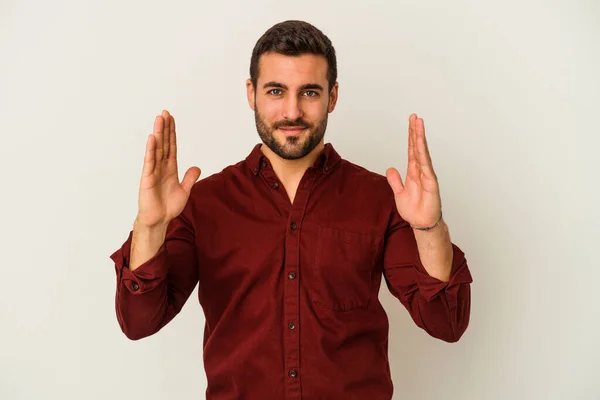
(311, 226, 382, 312)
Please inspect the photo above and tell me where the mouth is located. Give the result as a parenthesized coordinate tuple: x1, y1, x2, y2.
(278, 127, 307, 135)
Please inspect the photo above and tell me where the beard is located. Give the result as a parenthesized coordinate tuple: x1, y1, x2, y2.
(254, 103, 328, 160)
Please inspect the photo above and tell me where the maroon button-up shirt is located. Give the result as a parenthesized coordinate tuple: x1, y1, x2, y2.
(110, 143, 473, 400)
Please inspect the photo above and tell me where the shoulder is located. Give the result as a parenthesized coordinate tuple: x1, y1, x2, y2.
(337, 158, 393, 198)
(189, 159, 247, 198)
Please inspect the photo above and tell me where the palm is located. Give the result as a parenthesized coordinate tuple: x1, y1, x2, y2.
(386, 114, 441, 228)
(137, 110, 201, 228)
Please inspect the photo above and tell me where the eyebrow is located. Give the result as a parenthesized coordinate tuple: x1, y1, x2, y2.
(262, 81, 324, 92)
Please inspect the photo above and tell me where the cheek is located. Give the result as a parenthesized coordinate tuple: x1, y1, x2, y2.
(257, 100, 280, 120)
(304, 101, 328, 120)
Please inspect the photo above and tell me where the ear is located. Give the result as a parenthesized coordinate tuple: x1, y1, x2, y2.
(246, 79, 255, 111)
(328, 82, 339, 113)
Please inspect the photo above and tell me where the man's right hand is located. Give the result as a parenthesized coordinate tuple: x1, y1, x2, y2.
(137, 110, 201, 229)
(129, 110, 201, 271)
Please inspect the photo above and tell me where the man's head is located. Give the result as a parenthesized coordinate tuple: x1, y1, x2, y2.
(246, 20, 339, 160)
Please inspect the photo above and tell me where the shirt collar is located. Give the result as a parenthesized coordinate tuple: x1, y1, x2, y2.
(246, 142, 341, 175)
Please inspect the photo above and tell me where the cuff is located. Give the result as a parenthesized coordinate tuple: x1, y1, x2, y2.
(109, 230, 169, 294)
(414, 243, 473, 307)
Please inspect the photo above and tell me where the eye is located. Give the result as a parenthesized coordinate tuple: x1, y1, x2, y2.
(303, 91, 318, 97)
(268, 89, 282, 96)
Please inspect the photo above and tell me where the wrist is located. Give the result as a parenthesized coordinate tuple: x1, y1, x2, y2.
(410, 213, 443, 231)
(134, 216, 169, 233)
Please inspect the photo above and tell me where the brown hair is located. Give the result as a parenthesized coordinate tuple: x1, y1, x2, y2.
(249, 20, 337, 91)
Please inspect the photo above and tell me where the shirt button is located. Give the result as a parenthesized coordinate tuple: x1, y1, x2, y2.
(290, 222, 297, 230)
(288, 322, 296, 330)
(132, 282, 139, 291)
(272, 182, 279, 189)
(288, 272, 296, 280)
(289, 370, 298, 378)
(262, 161, 267, 167)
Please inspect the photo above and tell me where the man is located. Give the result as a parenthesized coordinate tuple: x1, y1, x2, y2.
(110, 20, 473, 400)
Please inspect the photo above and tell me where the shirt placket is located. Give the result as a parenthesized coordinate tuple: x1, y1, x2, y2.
(261, 161, 318, 400)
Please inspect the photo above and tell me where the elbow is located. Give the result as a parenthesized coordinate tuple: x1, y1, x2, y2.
(115, 289, 167, 341)
(118, 318, 153, 341)
(116, 306, 160, 341)
(441, 326, 467, 343)
(420, 299, 471, 343)
(121, 326, 151, 341)
(428, 322, 469, 343)
(119, 319, 160, 341)
(427, 324, 466, 343)
(442, 286, 472, 343)
(441, 309, 471, 343)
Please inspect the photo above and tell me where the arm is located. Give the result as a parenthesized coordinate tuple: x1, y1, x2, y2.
(110, 206, 198, 340)
(110, 110, 201, 340)
(382, 207, 472, 342)
(384, 113, 472, 342)
(412, 218, 453, 282)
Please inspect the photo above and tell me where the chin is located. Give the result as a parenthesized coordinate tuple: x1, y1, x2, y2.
(275, 131, 305, 144)
(272, 140, 310, 160)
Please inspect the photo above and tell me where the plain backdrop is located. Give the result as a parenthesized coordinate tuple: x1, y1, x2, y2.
(1, 0, 599, 399)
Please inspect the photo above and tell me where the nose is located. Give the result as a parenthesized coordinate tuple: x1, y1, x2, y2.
(282, 95, 304, 121)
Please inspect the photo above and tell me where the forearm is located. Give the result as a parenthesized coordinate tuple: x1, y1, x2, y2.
(383, 211, 473, 342)
(413, 219, 453, 282)
(130, 218, 169, 271)
(112, 215, 199, 340)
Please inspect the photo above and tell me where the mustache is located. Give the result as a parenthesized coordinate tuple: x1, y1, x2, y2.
(273, 119, 311, 129)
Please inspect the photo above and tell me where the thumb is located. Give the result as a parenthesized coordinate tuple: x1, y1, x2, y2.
(385, 167, 404, 194)
(181, 166, 201, 193)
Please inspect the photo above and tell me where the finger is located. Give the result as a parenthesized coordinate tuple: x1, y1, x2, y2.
(385, 167, 404, 194)
(415, 118, 432, 166)
(162, 110, 170, 160)
(154, 115, 164, 162)
(415, 118, 437, 180)
(407, 114, 420, 180)
(169, 113, 177, 160)
(181, 166, 202, 193)
(408, 114, 417, 165)
(142, 134, 156, 177)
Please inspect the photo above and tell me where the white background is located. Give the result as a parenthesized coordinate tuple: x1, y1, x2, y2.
(1, 0, 599, 399)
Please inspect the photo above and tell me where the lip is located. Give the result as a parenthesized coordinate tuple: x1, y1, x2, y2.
(278, 127, 306, 134)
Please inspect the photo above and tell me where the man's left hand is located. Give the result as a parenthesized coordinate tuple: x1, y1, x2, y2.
(385, 114, 442, 229)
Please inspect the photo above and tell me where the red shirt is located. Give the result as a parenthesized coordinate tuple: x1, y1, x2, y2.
(110, 143, 473, 400)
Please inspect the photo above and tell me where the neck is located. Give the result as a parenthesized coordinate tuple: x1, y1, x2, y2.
(260, 141, 325, 185)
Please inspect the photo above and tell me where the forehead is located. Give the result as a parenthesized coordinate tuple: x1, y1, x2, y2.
(257, 52, 328, 86)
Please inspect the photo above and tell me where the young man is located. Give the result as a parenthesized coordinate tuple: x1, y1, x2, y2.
(110, 20, 473, 400)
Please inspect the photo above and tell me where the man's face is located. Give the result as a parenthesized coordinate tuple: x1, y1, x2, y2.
(247, 52, 338, 160)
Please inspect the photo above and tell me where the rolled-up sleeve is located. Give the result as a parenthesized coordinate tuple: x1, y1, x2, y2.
(382, 207, 473, 343)
(109, 207, 198, 340)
